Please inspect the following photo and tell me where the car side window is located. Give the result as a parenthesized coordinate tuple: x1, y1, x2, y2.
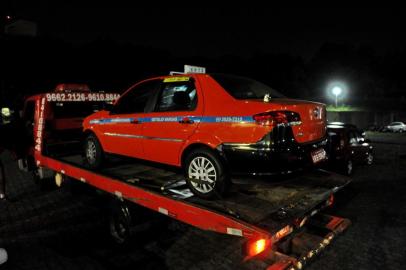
(154, 81, 197, 112)
(112, 80, 160, 114)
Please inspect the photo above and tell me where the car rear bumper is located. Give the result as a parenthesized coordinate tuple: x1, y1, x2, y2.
(217, 126, 328, 176)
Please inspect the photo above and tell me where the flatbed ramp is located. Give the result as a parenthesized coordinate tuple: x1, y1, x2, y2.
(37, 153, 351, 269)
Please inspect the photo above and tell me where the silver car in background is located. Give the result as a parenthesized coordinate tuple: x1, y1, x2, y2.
(386, 122, 406, 132)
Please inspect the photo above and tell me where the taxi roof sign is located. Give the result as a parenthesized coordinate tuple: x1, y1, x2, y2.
(184, 65, 206, 74)
(163, 77, 190, 83)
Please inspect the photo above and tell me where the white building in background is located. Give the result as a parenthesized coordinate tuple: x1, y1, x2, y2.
(4, 19, 37, 37)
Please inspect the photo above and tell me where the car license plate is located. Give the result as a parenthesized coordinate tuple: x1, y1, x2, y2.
(311, 148, 326, 164)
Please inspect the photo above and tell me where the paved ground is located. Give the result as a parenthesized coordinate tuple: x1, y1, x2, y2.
(366, 131, 406, 145)
(310, 137, 406, 269)
(1, 135, 406, 269)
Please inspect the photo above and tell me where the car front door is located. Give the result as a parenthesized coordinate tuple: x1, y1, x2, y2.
(141, 76, 203, 166)
(99, 79, 160, 159)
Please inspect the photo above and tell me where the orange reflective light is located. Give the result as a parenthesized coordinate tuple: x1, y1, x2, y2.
(247, 239, 269, 257)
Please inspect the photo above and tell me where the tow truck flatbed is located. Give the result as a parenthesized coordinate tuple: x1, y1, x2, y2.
(36, 151, 351, 269)
(58, 153, 349, 235)
(22, 89, 352, 269)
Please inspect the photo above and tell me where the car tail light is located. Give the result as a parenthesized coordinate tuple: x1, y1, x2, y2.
(245, 238, 271, 258)
(253, 111, 301, 127)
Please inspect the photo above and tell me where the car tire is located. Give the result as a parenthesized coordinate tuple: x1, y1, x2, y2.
(342, 159, 353, 176)
(400, 129, 404, 133)
(109, 200, 132, 245)
(84, 133, 104, 169)
(184, 148, 230, 199)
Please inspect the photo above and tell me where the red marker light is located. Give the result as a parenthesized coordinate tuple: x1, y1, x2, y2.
(327, 194, 334, 206)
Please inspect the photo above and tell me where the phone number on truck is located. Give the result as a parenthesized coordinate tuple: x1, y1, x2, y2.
(46, 93, 120, 102)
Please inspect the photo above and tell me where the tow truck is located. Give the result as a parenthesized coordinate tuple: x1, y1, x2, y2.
(17, 83, 120, 180)
(16, 70, 351, 269)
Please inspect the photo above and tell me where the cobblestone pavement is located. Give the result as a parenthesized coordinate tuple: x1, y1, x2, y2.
(1, 140, 406, 269)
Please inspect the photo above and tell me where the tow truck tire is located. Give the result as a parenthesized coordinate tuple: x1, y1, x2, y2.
(184, 148, 230, 199)
(109, 200, 132, 245)
(84, 134, 104, 169)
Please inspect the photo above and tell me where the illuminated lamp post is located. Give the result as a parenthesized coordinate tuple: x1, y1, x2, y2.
(331, 86, 343, 107)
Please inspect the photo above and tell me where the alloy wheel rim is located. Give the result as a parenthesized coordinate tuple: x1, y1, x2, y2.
(86, 141, 97, 163)
(188, 156, 216, 193)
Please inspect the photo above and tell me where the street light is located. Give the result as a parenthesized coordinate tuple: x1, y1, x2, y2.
(332, 86, 343, 107)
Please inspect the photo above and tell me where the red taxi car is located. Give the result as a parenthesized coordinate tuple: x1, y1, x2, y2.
(83, 74, 327, 198)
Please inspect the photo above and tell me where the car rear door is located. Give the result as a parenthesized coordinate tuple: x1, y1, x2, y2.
(100, 79, 160, 159)
(141, 76, 203, 166)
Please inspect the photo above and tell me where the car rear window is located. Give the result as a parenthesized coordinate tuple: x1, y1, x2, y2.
(328, 132, 341, 145)
(210, 73, 285, 100)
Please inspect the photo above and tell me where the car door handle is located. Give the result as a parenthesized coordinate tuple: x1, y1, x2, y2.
(130, 118, 141, 124)
(179, 117, 194, 124)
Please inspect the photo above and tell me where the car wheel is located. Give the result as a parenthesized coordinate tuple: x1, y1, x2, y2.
(84, 134, 104, 169)
(184, 148, 230, 199)
(366, 153, 374, 165)
(400, 129, 404, 133)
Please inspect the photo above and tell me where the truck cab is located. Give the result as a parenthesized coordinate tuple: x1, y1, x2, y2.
(18, 84, 119, 177)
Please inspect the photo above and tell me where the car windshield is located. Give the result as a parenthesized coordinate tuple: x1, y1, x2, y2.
(210, 73, 285, 100)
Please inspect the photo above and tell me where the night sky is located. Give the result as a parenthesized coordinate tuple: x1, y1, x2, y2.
(1, 3, 406, 106)
(3, 4, 406, 58)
